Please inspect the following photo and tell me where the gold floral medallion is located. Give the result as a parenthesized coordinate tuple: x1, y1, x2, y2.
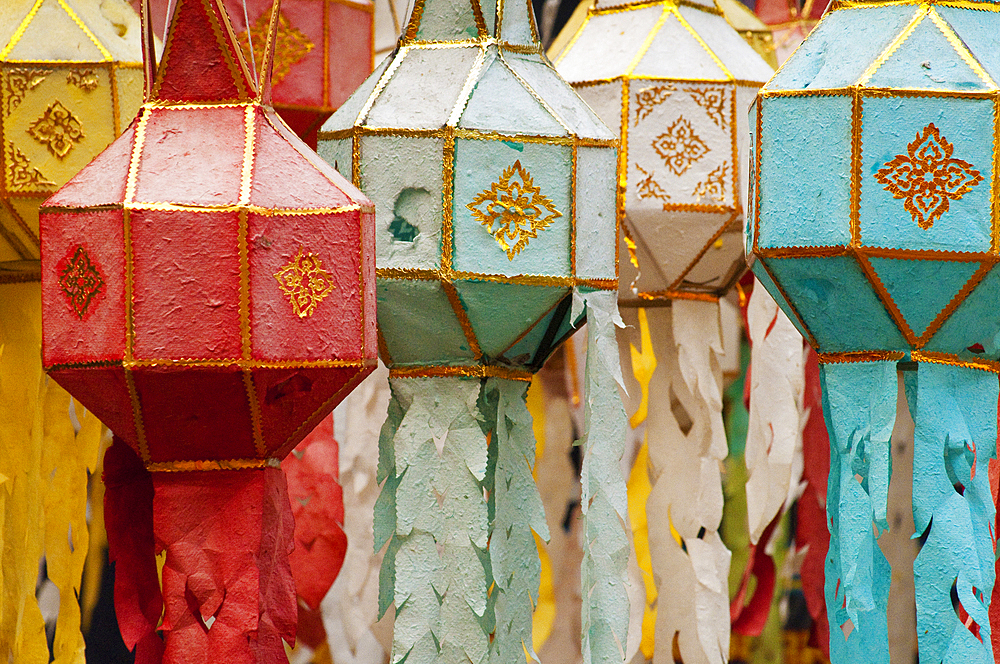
(238, 7, 314, 87)
(652, 117, 708, 176)
(274, 247, 336, 318)
(467, 160, 562, 260)
(875, 123, 982, 230)
(28, 101, 84, 159)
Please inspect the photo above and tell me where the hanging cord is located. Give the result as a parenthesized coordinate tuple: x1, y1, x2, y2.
(242, 0, 258, 86)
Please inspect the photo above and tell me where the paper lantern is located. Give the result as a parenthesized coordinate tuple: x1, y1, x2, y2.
(749, 3, 1000, 662)
(317, 1, 629, 662)
(40, 0, 375, 661)
(0, 0, 144, 281)
(552, 3, 772, 661)
(555, 0, 772, 303)
(132, 0, 373, 147)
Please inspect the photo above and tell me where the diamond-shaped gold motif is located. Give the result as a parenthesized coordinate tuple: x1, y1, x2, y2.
(874, 123, 983, 230)
(274, 247, 336, 318)
(28, 101, 84, 159)
(467, 160, 562, 260)
(238, 7, 314, 87)
(59, 246, 104, 319)
(652, 117, 708, 176)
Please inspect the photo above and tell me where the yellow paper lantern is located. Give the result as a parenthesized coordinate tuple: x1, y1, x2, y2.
(0, 0, 144, 282)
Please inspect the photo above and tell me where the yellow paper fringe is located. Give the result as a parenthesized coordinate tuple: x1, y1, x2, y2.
(628, 309, 657, 430)
(526, 377, 556, 655)
(627, 308, 658, 660)
(0, 283, 104, 663)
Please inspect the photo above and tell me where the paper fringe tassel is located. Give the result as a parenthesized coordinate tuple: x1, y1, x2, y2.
(0, 282, 104, 664)
(106, 439, 301, 664)
(376, 291, 628, 664)
(282, 416, 348, 612)
(578, 290, 630, 664)
(745, 282, 805, 545)
(154, 468, 298, 664)
(620, 301, 730, 664)
(821, 360, 997, 663)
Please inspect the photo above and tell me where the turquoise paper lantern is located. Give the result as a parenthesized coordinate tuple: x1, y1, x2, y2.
(749, 2, 1000, 662)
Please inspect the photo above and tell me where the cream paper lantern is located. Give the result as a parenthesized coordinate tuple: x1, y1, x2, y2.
(553, 4, 775, 664)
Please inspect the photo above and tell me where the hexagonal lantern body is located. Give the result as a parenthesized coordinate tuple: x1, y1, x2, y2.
(318, 0, 618, 374)
(749, 0, 1000, 362)
(554, 0, 772, 302)
(133, 0, 374, 147)
(0, 0, 145, 280)
(41, 0, 376, 470)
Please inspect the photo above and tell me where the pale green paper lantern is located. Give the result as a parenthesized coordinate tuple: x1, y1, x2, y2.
(317, 0, 630, 663)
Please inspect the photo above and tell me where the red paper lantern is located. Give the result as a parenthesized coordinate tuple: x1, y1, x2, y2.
(133, 0, 374, 147)
(40, 0, 374, 661)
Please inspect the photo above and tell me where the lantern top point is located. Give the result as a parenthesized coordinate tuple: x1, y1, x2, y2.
(761, 0, 1000, 95)
(140, 0, 286, 106)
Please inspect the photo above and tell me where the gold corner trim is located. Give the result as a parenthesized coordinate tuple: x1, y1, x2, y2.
(911, 350, 1000, 374)
(816, 350, 906, 364)
(389, 364, 534, 381)
(146, 457, 282, 472)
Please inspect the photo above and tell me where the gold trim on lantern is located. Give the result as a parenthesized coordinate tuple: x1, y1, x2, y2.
(243, 370, 268, 456)
(375, 265, 616, 290)
(911, 351, 1000, 375)
(858, 6, 928, 86)
(442, 280, 484, 359)
(46, 358, 377, 371)
(123, 367, 151, 463)
(442, 127, 456, 273)
(42, 202, 371, 216)
(389, 364, 534, 381)
(994, 95, 1000, 254)
(815, 351, 907, 364)
(754, 245, 993, 262)
(0, 0, 114, 61)
(238, 208, 252, 357)
(589, 0, 725, 18)
(832, 0, 1000, 13)
(146, 457, 283, 472)
(318, 125, 617, 148)
(849, 89, 862, 246)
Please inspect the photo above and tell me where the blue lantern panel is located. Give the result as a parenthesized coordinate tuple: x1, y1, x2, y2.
(859, 95, 994, 253)
(758, 94, 852, 249)
(762, 255, 908, 352)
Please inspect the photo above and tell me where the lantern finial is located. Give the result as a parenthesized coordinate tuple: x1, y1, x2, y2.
(150, 0, 255, 103)
(256, 0, 282, 104)
(400, 0, 541, 45)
